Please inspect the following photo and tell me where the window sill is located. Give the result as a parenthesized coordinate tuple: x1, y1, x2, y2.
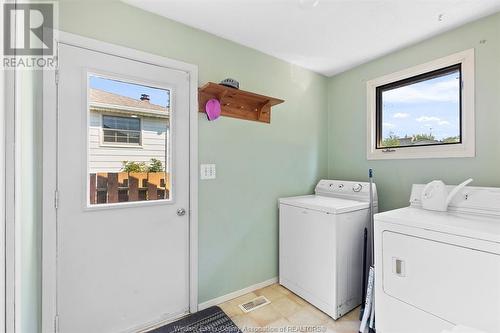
(366, 142, 475, 160)
(99, 143, 144, 149)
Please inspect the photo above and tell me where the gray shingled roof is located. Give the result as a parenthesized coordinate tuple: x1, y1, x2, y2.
(89, 88, 168, 113)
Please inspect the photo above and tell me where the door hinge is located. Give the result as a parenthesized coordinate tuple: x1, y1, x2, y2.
(55, 69, 60, 85)
(54, 315, 59, 333)
(54, 190, 59, 209)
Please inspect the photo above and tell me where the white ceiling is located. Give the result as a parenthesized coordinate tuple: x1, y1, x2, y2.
(124, 0, 500, 76)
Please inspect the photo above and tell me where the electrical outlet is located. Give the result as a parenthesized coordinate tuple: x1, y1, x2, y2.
(200, 164, 216, 180)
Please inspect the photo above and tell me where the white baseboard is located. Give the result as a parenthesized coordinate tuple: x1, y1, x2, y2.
(198, 277, 278, 310)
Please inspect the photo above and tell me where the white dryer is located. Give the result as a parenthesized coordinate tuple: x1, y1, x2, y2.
(375, 184, 500, 333)
(279, 179, 377, 319)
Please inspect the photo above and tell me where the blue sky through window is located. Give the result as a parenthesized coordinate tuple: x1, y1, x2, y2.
(89, 76, 170, 107)
(381, 70, 460, 141)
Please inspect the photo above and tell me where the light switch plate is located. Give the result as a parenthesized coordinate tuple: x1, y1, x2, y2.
(200, 164, 216, 180)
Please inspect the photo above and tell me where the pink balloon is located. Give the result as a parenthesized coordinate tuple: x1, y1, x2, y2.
(205, 98, 221, 121)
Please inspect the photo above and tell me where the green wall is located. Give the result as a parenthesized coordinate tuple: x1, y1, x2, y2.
(327, 12, 500, 212)
(57, 0, 328, 303)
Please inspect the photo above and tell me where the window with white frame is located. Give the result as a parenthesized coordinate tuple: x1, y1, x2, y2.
(366, 49, 475, 160)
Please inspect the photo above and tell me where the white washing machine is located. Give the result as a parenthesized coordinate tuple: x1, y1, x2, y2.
(375, 184, 500, 333)
(279, 179, 377, 319)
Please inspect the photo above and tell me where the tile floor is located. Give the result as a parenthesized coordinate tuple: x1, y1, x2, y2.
(218, 284, 360, 333)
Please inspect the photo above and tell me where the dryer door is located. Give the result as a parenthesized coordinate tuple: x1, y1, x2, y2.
(382, 231, 500, 333)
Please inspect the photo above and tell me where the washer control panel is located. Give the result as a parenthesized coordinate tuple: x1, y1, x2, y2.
(315, 179, 376, 202)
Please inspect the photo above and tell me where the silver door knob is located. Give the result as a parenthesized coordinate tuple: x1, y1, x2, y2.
(177, 208, 186, 216)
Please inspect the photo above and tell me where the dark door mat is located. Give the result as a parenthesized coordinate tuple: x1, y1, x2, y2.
(149, 306, 242, 333)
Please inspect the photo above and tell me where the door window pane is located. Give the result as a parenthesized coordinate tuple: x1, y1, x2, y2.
(88, 75, 172, 205)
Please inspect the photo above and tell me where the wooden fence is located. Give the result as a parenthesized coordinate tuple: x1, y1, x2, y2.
(89, 172, 170, 204)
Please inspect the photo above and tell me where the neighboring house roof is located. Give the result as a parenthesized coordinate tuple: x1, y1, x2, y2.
(89, 88, 169, 119)
(398, 137, 413, 146)
(396, 137, 439, 146)
(412, 139, 439, 145)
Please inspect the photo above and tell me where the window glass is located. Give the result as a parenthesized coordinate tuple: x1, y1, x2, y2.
(377, 65, 461, 149)
(102, 115, 141, 145)
(88, 75, 171, 205)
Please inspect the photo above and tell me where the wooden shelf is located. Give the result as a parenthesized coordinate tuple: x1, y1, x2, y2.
(198, 82, 284, 123)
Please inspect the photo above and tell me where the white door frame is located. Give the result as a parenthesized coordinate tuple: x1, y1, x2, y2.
(42, 31, 199, 332)
(1, 60, 5, 333)
(2, 44, 16, 333)
(4, 68, 16, 333)
(1, 43, 6, 333)
(3, 1, 18, 330)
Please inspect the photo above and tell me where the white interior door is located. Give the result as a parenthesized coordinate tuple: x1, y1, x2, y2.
(56, 43, 190, 333)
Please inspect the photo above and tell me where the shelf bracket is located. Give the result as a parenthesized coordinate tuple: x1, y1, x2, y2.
(258, 100, 271, 121)
(216, 90, 228, 104)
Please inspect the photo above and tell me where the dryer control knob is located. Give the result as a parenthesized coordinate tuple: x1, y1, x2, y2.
(352, 183, 363, 192)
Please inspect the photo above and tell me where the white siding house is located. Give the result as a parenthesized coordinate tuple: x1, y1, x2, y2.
(88, 89, 170, 173)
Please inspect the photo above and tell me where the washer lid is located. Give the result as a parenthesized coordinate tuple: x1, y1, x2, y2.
(376, 207, 500, 243)
(279, 195, 369, 214)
